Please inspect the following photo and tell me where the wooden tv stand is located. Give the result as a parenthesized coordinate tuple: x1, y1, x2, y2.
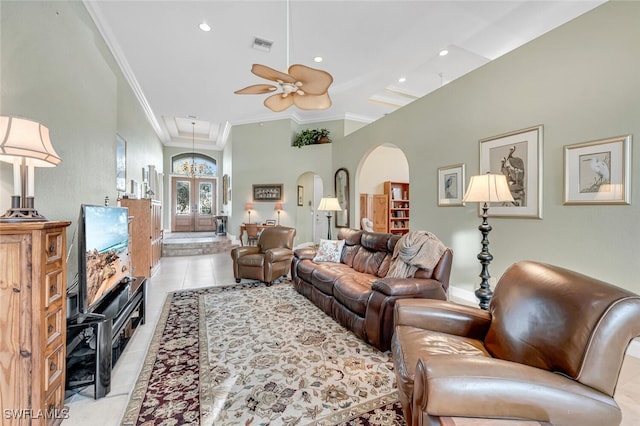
(65, 277, 146, 399)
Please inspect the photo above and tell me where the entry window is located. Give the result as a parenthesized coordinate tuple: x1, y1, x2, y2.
(176, 180, 191, 214)
(199, 182, 213, 215)
(172, 154, 217, 176)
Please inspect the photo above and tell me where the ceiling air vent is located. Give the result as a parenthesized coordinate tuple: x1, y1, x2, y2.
(252, 37, 273, 52)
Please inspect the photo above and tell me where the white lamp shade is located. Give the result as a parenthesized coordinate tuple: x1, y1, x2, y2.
(317, 197, 342, 211)
(463, 173, 514, 203)
(0, 116, 61, 167)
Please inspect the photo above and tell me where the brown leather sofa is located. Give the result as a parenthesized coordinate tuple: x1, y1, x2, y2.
(391, 260, 640, 426)
(231, 226, 296, 285)
(291, 228, 453, 351)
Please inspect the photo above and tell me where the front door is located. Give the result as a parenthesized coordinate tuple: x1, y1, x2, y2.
(171, 176, 216, 232)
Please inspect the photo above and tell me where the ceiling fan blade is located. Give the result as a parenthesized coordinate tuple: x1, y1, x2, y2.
(293, 92, 332, 110)
(234, 84, 278, 95)
(264, 93, 295, 112)
(288, 64, 333, 95)
(251, 64, 296, 84)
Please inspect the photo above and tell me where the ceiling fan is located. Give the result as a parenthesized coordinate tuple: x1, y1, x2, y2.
(234, 63, 333, 112)
(234, 0, 333, 112)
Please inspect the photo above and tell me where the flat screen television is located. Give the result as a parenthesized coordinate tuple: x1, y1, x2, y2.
(77, 204, 131, 319)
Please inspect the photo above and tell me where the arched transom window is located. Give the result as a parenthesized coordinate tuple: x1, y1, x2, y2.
(172, 153, 217, 176)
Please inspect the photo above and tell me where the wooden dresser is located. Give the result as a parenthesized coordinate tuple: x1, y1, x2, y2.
(0, 221, 71, 425)
(119, 198, 161, 278)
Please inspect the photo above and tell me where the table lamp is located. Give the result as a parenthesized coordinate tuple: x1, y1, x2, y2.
(245, 203, 253, 223)
(0, 116, 61, 222)
(462, 173, 514, 310)
(274, 203, 283, 225)
(317, 197, 342, 239)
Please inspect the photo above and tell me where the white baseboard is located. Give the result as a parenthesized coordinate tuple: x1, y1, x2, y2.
(448, 285, 640, 360)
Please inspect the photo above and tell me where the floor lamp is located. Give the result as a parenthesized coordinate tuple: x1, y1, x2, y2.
(317, 197, 342, 239)
(0, 116, 62, 222)
(462, 173, 514, 310)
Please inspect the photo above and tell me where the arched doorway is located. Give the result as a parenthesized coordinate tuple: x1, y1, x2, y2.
(356, 144, 409, 232)
(170, 153, 218, 232)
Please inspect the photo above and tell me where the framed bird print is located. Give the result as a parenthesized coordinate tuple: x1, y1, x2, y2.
(438, 163, 465, 206)
(479, 125, 543, 218)
(563, 135, 631, 205)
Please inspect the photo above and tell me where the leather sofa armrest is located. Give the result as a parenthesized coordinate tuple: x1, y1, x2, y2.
(265, 247, 294, 262)
(394, 298, 491, 339)
(413, 356, 620, 425)
(231, 246, 260, 260)
(294, 247, 317, 260)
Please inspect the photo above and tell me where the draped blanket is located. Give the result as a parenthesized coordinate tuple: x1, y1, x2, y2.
(386, 231, 446, 278)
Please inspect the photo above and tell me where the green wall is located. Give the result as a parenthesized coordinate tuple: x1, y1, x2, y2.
(1, 1, 163, 277)
(333, 1, 640, 293)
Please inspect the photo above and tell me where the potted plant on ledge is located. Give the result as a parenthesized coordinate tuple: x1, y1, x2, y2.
(293, 128, 331, 148)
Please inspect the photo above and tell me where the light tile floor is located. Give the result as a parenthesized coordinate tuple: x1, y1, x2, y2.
(62, 253, 640, 425)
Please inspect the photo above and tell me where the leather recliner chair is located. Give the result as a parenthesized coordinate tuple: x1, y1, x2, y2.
(231, 226, 296, 285)
(391, 260, 640, 426)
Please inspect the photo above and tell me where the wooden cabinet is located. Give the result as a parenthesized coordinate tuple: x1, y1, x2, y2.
(119, 199, 162, 278)
(360, 193, 389, 233)
(0, 221, 71, 426)
(384, 181, 410, 235)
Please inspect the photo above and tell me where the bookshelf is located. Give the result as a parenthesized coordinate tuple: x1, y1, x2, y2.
(384, 181, 410, 235)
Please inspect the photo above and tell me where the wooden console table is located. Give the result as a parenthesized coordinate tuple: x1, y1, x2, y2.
(239, 224, 273, 246)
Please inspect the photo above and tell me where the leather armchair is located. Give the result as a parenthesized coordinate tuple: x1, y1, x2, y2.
(231, 226, 296, 285)
(391, 260, 640, 426)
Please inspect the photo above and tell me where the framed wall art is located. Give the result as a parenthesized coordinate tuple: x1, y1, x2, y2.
(116, 135, 127, 192)
(563, 135, 631, 205)
(438, 163, 466, 206)
(479, 125, 543, 218)
(334, 168, 350, 228)
(253, 184, 283, 202)
(297, 185, 304, 206)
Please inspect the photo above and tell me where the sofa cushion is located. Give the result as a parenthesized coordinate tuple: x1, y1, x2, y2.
(310, 263, 352, 295)
(352, 248, 388, 276)
(332, 273, 377, 316)
(339, 228, 363, 268)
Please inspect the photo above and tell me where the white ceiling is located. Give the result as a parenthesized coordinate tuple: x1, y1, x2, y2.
(83, 0, 605, 151)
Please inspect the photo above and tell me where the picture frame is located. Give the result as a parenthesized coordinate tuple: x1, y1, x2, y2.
(253, 184, 283, 202)
(116, 135, 127, 192)
(563, 135, 631, 205)
(265, 219, 276, 226)
(334, 168, 350, 228)
(297, 185, 304, 206)
(479, 125, 543, 218)
(437, 163, 465, 206)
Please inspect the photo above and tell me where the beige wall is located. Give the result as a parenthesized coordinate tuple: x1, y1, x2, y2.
(358, 145, 409, 194)
(1, 1, 164, 275)
(332, 1, 640, 293)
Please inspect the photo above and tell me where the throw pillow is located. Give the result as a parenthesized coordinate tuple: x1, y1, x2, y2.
(312, 239, 345, 263)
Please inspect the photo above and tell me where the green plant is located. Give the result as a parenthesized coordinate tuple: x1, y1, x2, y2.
(293, 128, 331, 148)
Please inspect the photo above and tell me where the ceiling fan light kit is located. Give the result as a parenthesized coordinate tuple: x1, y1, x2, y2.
(235, 63, 333, 112)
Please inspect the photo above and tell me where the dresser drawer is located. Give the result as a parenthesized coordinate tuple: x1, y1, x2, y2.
(44, 305, 64, 348)
(44, 344, 64, 392)
(44, 268, 64, 308)
(43, 380, 67, 426)
(44, 229, 64, 264)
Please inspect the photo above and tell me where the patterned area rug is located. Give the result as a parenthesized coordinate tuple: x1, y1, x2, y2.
(121, 282, 406, 425)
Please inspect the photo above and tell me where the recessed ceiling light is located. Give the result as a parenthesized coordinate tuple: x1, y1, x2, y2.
(398, 77, 406, 83)
(313, 56, 323, 63)
(199, 22, 211, 32)
(439, 49, 449, 56)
